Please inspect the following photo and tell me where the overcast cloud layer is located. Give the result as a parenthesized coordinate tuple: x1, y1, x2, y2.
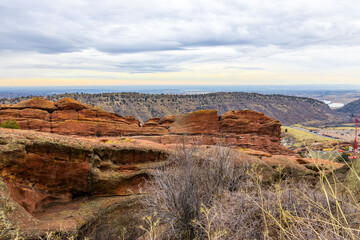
(1, 0, 360, 85)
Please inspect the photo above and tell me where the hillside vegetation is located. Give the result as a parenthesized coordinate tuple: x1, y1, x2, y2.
(281, 126, 337, 149)
(337, 98, 360, 116)
(0, 92, 342, 125)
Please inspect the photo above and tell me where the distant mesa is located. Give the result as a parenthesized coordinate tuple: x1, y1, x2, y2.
(0, 97, 291, 154)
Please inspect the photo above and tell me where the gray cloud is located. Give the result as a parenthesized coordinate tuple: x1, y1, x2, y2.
(0, 30, 80, 53)
(2, 0, 360, 54)
(1, 0, 360, 77)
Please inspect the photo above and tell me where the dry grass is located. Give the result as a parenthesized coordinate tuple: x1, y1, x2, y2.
(141, 144, 360, 240)
(3, 143, 360, 240)
(281, 126, 336, 148)
(196, 169, 360, 240)
(140, 143, 245, 239)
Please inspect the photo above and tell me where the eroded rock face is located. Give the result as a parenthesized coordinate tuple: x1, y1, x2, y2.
(0, 99, 342, 239)
(0, 129, 168, 215)
(136, 110, 289, 154)
(0, 97, 142, 137)
(0, 98, 289, 154)
(0, 129, 343, 239)
(169, 110, 220, 134)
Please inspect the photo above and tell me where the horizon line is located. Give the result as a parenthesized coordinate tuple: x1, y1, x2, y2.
(1, 84, 360, 87)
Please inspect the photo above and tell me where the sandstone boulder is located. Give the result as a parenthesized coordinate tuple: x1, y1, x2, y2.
(143, 117, 161, 126)
(159, 115, 176, 129)
(125, 116, 141, 126)
(169, 110, 220, 134)
(54, 98, 86, 110)
(220, 110, 281, 137)
(11, 98, 57, 111)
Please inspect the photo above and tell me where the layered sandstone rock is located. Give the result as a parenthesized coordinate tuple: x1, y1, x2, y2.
(0, 97, 141, 136)
(0, 129, 342, 239)
(136, 109, 289, 154)
(0, 129, 170, 239)
(0, 98, 289, 154)
(0, 129, 168, 214)
(169, 109, 220, 134)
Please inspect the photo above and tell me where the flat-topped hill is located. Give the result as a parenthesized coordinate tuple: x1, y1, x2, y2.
(0, 92, 343, 125)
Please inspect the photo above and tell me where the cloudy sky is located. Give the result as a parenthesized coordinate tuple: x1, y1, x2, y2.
(1, 0, 360, 86)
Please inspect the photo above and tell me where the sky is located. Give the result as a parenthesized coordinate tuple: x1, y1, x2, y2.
(1, 0, 360, 86)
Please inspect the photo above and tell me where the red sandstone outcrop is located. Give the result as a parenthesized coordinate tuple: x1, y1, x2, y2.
(0, 97, 141, 136)
(0, 129, 168, 215)
(169, 110, 220, 134)
(137, 109, 289, 154)
(0, 128, 343, 239)
(0, 97, 290, 154)
(158, 115, 176, 128)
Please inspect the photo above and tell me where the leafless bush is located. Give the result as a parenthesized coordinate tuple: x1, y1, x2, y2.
(197, 169, 360, 240)
(141, 144, 245, 239)
(142, 144, 360, 240)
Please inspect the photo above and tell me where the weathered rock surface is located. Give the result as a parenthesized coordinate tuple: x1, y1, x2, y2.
(0, 128, 343, 239)
(136, 109, 290, 154)
(0, 129, 171, 239)
(1, 98, 291, 154)
(0, 97, 141, 137)
(0, 129, 168, 215)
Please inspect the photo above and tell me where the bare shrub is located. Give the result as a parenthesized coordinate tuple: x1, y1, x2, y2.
(196, 167, 360, 240)
(141, 144, 245, 239)
(142, 144, 360, 240)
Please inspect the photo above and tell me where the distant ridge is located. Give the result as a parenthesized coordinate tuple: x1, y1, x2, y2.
(0, 92, 342, 125)
(337, 98, 360, 117)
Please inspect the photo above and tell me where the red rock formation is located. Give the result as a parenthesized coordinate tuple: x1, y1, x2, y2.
(136, 109, 289, 154)
(141, 117, 168, 135)
(0, 98, 290, 154)
(169, 110, 220, 134)
(0, 129, 168, 214)
(220, 110, 281, 137)
(0, 129, 342, 239)
(11, 97, 57, 111)
(54, 97, 87, 110)
(159, 115, 176, 129)
(125, 116, 141, 126)
(0, 98, 141, 137)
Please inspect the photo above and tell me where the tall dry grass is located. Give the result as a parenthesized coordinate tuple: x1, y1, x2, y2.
(4, 144, 360, 239)
(141, 144, 245, 239)
(141, 144, 360, 240)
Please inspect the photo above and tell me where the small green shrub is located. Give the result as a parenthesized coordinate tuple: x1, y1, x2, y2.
(337, 152, 350, 162)
(0, 119, 20, 129)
